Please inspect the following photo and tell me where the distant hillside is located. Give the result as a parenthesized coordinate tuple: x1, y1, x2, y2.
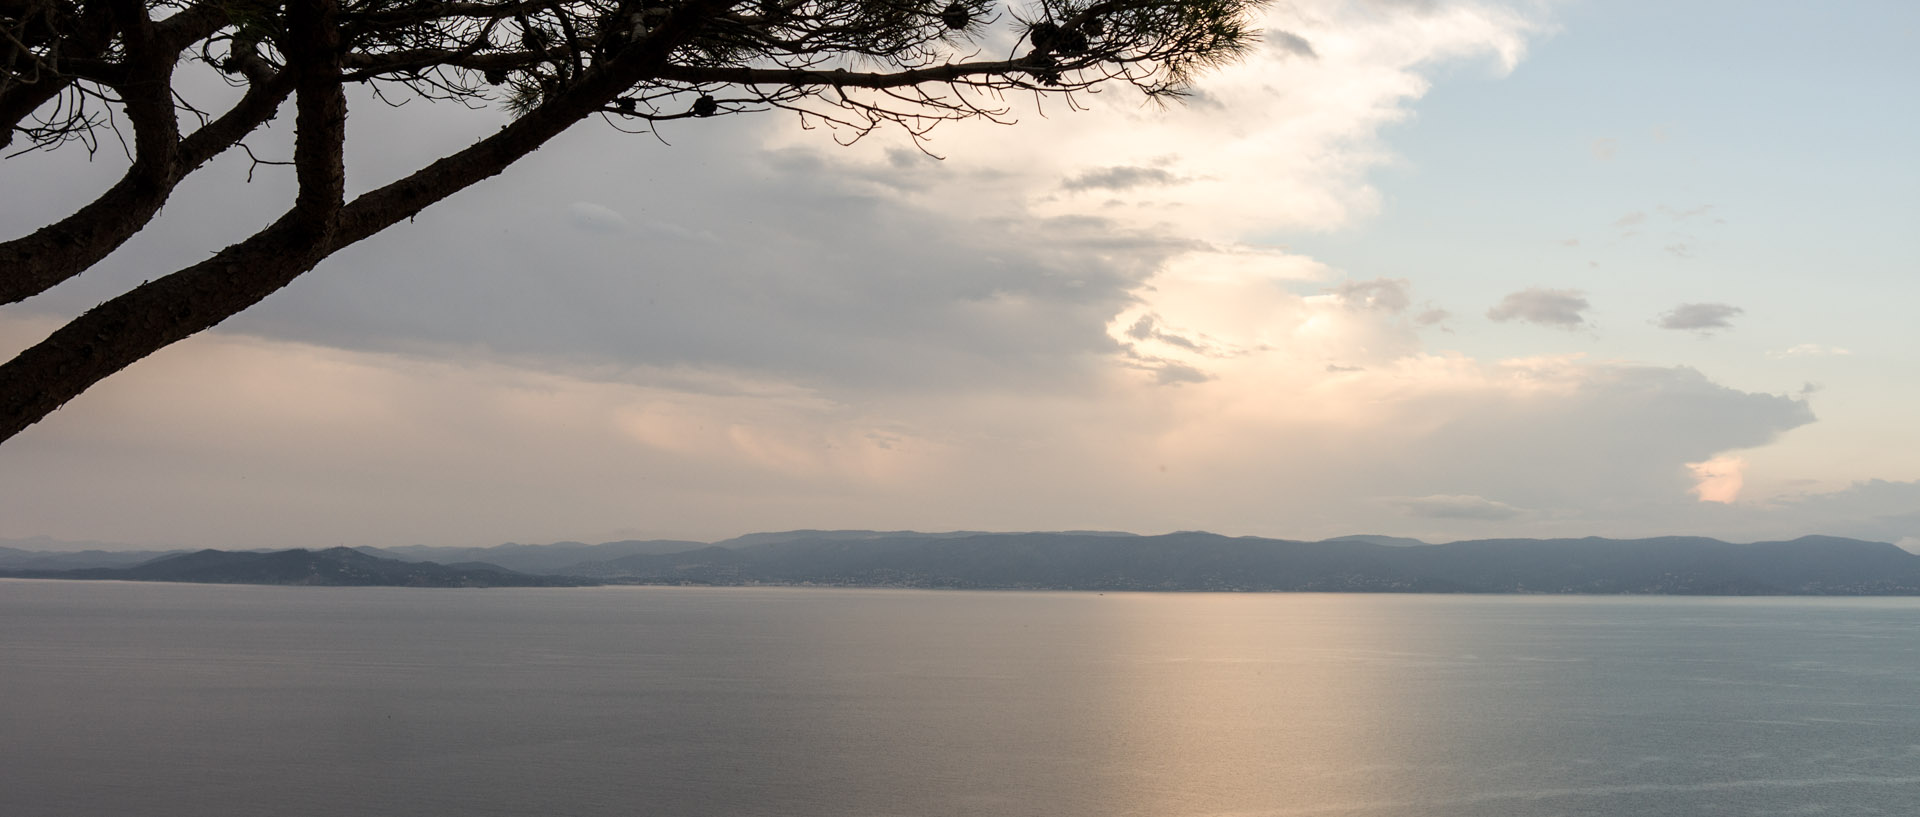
(6, 532, 1917, 595)
(357, 531, 1133, 574)
(0, 547, 593, 587)
(360, 539, 703, 574)
(568, 532, 1920, 595)
(711, 529, 997, 549)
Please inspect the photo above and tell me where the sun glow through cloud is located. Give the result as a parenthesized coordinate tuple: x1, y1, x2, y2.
(1687, 456, 1747, 504)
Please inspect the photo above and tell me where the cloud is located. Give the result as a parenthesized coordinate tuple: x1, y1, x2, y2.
(213, 135, 1198, 394)
(1062, 165, 1184, 192)
(0, 319, 956, 546)
(1770, 344, 1852, 358)
(564, 202, 629, 233)
(1087, 262, 1814, 535)
(1687, 455, 1746, 503)
(885, 147, 935, 169)
(1590, 138, 1618, 161)
(1613, 211, 1646, 228)
(1328, 277, 1412, 312)
(1664, 242, 1693, 259)
(1153, 362, 1213, 385)
(0, 309, 1817, 547)
(1267, 30, 1319, 59)
(1413, 308, 1451, 327)
(1391, 494, 1524, 520)
(1487, 288, 1591, 328)
(1669, 480, 1920, 548)
(1123, 314, 1219, 355)
(1656, 302, 1743, 333)
(823, 0, 1546, 240)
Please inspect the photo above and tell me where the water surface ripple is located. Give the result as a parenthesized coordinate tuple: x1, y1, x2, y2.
(4, 582, 1918, 816)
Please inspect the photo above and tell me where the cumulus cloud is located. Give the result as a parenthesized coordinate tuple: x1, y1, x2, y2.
(1267, 30, 1319, 59)
(1590, 138, 1618, 161)
(1328, 277, 1412, 312)
(1657, 302, 1743, 333)
(1486, 288, 1591, 328)
(1062, 166, 1184, 192)
(1390, 494, 1524, 520)
(1613, 211, 1646, 228)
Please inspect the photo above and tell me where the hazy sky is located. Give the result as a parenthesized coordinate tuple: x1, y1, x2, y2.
(3, 0, 1916, 550)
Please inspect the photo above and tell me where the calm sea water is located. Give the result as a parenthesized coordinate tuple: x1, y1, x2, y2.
(3, 582, 1918, 816)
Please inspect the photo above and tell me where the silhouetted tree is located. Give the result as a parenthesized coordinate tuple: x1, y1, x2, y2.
(0, 0, 1263, 441)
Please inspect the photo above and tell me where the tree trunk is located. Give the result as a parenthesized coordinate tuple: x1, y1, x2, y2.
(0, 213, 337, 441)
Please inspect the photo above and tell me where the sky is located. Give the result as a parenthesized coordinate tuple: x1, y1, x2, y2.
(2, 0, 1917, 551)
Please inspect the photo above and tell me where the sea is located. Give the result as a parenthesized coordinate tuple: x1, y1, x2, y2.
(3, 581, 1918, 817)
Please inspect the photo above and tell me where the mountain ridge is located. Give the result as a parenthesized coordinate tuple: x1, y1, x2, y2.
(560, 531, 1920, 594)
(4, 532, 1916, 595)
(0, 546, 592, 587)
